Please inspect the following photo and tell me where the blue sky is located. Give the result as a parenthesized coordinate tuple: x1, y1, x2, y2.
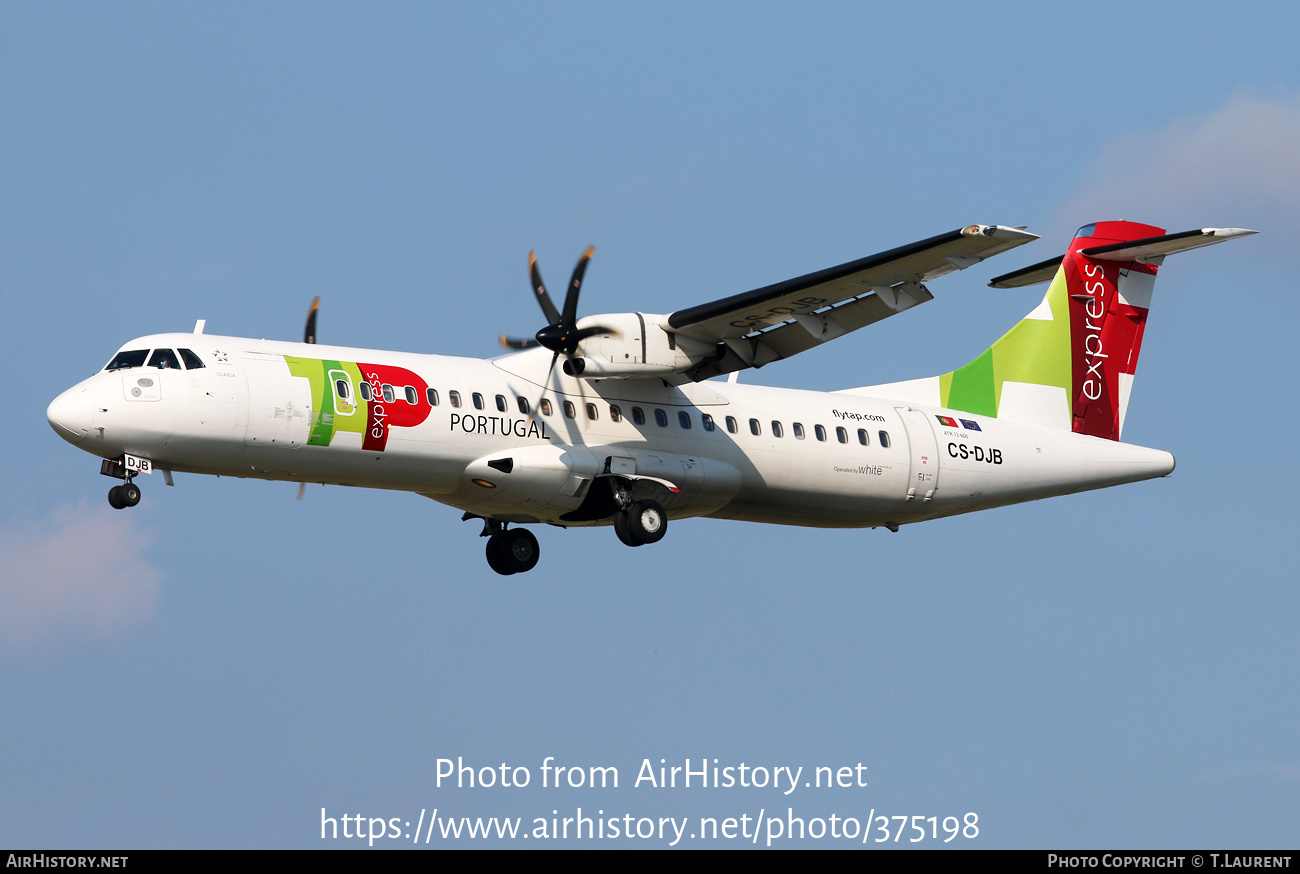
(4, 2, 1298, 848)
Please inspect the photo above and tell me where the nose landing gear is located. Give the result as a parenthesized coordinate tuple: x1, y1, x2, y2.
(107, 481, 141, 509)
(101, 458, 143, 510)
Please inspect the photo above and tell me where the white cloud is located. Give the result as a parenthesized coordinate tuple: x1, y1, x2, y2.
(1051, 95, 1300, 250)
(0, 504, 162, 649)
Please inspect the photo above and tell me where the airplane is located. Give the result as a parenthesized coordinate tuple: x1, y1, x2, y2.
(46, 220, 1254, 575)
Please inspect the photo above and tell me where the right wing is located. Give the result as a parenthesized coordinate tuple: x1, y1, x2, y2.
(665, 224, 1038, 381)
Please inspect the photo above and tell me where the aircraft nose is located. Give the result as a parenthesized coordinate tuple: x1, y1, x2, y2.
(47, 386, 97, 445)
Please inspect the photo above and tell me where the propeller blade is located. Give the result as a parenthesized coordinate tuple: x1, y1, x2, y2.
(529, 250, 562, 326)
(561, 246, 595, 327)
(573, 324, 619, 343)
(296, 482, 306, 500)
(499, 335, 540, 350)
(304, 296, 320, 344)
(526, 352, 561, 425)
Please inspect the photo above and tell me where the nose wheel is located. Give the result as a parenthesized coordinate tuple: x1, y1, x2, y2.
(107, 481, 141, 509)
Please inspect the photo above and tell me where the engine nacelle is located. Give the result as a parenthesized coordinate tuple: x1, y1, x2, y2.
(569, 312, 717, 379)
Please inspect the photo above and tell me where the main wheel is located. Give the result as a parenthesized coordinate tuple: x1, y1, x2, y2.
(121, 483, 141, 507)
(613, 510, 643, 547)
(500, 528, 540, 574)
(107, 485, 125, 510)
(485, 535, 516, 576)
(625, 500, 666, 544)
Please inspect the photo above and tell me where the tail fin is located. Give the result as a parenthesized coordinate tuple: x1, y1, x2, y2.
(931, 221, 1254, 440)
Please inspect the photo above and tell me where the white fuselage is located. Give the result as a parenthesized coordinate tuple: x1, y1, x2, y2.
(48, 332, 1176, 530)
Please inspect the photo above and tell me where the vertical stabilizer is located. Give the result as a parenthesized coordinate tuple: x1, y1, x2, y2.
(853, 222, 1254, 440)
(945, 220, 1163, 439)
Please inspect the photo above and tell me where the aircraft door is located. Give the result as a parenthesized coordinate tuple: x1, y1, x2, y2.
(327, 369, 358, 417)
(895, 406, 940, 503)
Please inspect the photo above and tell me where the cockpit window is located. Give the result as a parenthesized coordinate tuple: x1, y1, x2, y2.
(105, 349, 149, 371)
(178, 348, 205, 369)
(148, 348, 181, 369)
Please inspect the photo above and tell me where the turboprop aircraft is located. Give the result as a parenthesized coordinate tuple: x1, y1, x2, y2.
(47, 220, 1253, 574)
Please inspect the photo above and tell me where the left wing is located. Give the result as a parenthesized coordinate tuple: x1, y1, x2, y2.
(666, 224, 1037, 381)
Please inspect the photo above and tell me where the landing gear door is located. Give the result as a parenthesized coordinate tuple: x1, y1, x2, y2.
(895, 406, 940, 503)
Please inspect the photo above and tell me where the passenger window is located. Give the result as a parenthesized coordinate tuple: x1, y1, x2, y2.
(815, 424, 827, 442)
(702, 413, 715, 432)
(654, 409, 668, 427)
(586, 403, 598, 420)
(678, 411, 691, 429)
(382, 384, 395, 403)
(495, 394, 507, 412)
(878, 430, 891, 448)
(405, 386, 418, 405)
(836, 426, 848, 444)
(749, 418, 761, 436)
(517, 396, 529, 415)
(105, 349, 148, 371)
(178, 348, 205, 369)
(793, 422, 805, 439)
(472, 393, 484, 410)
(330, 371, 356, 416)
(858, 428, 869, 446)
(726, 416, 738, 434)
(427, 388, 440, 406)
(609, 405, 622, 423)
(148, 349, 180, 369)
(359, 383, 372, 402)
(771, 421, 784, 438)
(564, 400, 576, 419)
(632, 407, 646, 425)
(449, 390, 462, 408)
(540, 398, 553, 416)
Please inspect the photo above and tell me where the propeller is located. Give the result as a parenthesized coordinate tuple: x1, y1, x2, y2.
(299, 296, 320, 499)
(498, 247, 619, 422)
(500, 247, 617, 375)
(304, 296, 320, 344)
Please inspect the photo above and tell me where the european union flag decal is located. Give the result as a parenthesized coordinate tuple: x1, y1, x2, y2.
(959, 418, 981, 431)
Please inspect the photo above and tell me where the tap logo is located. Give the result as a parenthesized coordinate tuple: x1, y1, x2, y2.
(286, 356, 432, 452)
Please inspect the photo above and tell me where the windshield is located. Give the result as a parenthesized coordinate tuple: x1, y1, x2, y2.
(105, 349, 149, 371)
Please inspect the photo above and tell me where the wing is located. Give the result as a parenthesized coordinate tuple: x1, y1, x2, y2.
(666, 224, 1038, 381)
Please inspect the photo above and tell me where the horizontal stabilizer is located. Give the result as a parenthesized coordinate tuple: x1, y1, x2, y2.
(988, 228, 1256, 287)
(988, 255, 1065, 288)
(1081, 227, 1256, 262)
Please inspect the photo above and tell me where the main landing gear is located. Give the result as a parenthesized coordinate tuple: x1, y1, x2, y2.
(613, 499, 667, 547)
(464, 490, 670, 576)
(464, 516, 541, 576)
